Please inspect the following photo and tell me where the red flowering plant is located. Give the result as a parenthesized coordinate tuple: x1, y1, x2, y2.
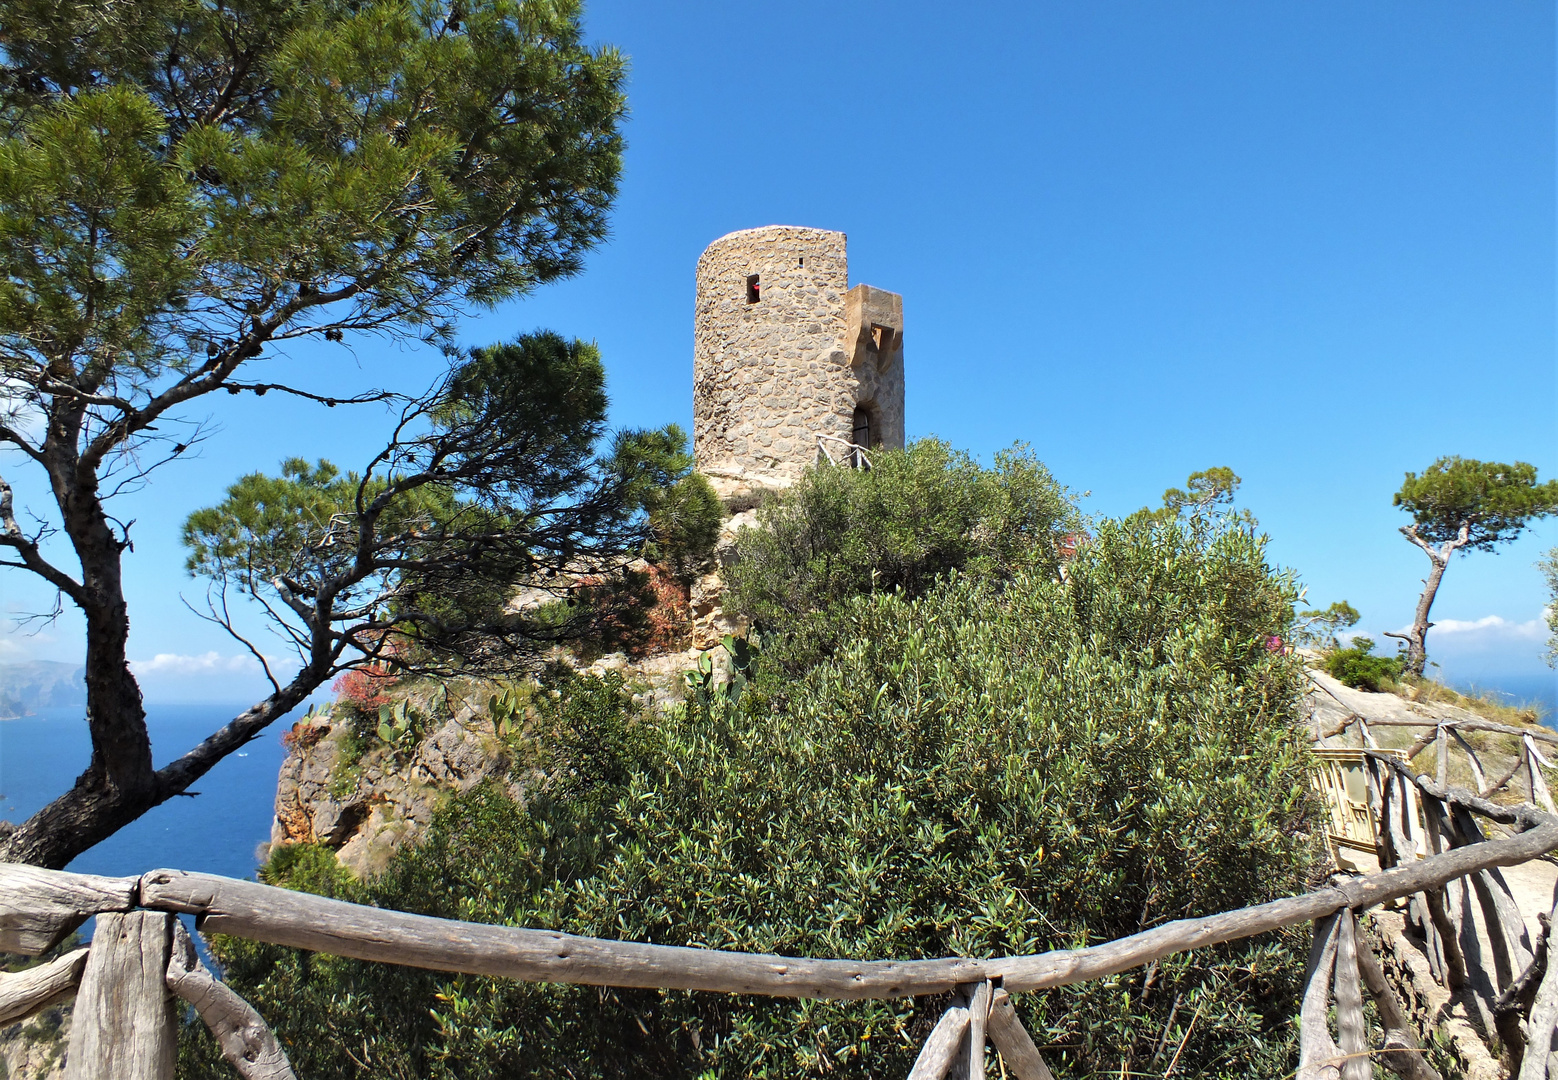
(332, 663, 400, 711)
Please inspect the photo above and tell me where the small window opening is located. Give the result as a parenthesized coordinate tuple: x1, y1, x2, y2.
(870, 324, 892, 353)
(798, 256, 804, 267)
(852, 406, 872, 450)
(745, 274, 760, 303)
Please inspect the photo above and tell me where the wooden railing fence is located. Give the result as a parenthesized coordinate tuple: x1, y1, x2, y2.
(4, 766, 1558, 1080)
(1317, 711, 1558, 815)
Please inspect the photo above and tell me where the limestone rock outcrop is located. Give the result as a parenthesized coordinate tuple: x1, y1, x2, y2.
(268, 658, 696, 877)
(271, 709, 509, 878)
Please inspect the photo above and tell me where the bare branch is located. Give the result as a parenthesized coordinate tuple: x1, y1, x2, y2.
(77, 282, 369, 475)
(0, 421, 45, 464)
(182, 588, 282, 696)
(221, 382, 401, 409)
(1398, 524, 1440, 561)
(0, 474, 87, 607)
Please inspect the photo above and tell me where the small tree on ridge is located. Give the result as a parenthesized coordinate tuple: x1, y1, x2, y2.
(1386, 457, 1558, 677)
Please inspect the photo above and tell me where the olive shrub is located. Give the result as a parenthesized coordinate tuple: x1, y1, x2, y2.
(183, 517, 1319, 1079)
(724, 439, 1079, 641)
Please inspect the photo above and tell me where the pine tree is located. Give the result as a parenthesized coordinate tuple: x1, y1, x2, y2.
(1386, 457, 1558, 676)
(0, 0, 630, 868)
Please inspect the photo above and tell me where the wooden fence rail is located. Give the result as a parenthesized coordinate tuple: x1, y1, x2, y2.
(4, 773, 1558, 1079)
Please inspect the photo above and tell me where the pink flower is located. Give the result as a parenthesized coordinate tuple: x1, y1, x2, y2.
(1265, 635, 1284, 653)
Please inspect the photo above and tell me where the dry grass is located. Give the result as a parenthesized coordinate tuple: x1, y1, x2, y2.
(1400, 676, 1547, 728)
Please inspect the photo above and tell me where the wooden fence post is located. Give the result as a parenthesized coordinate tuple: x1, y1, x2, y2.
(1298, 913, 1343, 1080)
(63, 911, 177, 1080)
(909, 996, 971, 1080)
(964, 980, 992, 1080)
(986, 988, 1056, 1080)
(1354, 927, 1444, 1080)
(1525, 736, 1556, 815)
(1333, 912, 1370, 1080)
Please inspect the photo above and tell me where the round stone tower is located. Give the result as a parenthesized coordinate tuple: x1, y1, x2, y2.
(692, 225, 904, 485)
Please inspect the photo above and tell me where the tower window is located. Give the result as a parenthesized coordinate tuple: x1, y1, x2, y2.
(852, 406, 872, 449)
(745, 274, 760, 303)
(798, 257, 804, 267)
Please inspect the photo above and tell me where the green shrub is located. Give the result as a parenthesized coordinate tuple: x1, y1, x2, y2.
(1323, 637, 1405, 692)
(260, 842, 355, 898)
(724, 438, 1078, 669)
(183, 517, 1318, 1080)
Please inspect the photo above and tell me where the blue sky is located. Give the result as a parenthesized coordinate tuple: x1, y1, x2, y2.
(2, 1, 1554, 705)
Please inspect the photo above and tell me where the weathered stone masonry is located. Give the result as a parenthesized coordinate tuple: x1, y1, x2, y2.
(692, 225, 905, 485)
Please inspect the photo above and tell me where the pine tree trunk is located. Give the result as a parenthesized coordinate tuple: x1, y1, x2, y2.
(1402, 553, 1449, 678)
(1386, 523, 1471, 679)
(0, 419, 310, 869)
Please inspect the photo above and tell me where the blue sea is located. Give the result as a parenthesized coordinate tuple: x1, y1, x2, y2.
(1447, 672, 1558, 725)
(0, 704, 292, 882)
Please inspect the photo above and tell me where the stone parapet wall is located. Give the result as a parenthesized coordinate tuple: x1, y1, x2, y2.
(844, 284, 905, 454)
(693, 225, 903, 482)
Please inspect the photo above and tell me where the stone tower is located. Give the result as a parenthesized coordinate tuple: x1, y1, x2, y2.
(692, 226, 904, 486)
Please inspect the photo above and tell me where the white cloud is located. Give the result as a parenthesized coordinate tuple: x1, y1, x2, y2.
(131, 651, 260, 676)
(1391, 615, 1546, 642)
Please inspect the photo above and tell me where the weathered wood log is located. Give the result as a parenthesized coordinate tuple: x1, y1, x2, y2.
(1520, 901, 1558, 1080)
(1436, 725, 1448, 786)
(1421, 884, 1466, 989)
(1367, 752, 1548, 829)
(964, 980, 992, 1080)
(0, 863, 137, 954)
(994, 814, 1558, 994)
(1380, 774, 1434, 959)
(1412, 892, 1445, 985)
(1484, 756, 1526, 799)
(1496, 914, 1550, 1076)
(0, 947, 88, 1025)
(1449, 729, 1488, 794)
(909, 1002, 970, 1080)
(986, 988, 1055, 1080)
(1404, 728, 1438, 763)
(63, 911, 176, 1080)
(1366, 757, 1392, 867)
(136, 813, 1558, 998)
(167, 920, 297, 1080)
(1299, 914, 1343, 1080)
(1355, 924, 1444, 1080)
(143, 867, 986, 998)
(1472, 867, 1535, 994)
(1416, 790, 1466, 985)
(1451, 804, 1537, 994)
(1334, 912, 1371, 1080)
(1527, 737, 1557, 815)
(1341, 718, 1558, 745)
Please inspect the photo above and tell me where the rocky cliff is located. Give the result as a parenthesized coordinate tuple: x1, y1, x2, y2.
(266, 469, 776, 878)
